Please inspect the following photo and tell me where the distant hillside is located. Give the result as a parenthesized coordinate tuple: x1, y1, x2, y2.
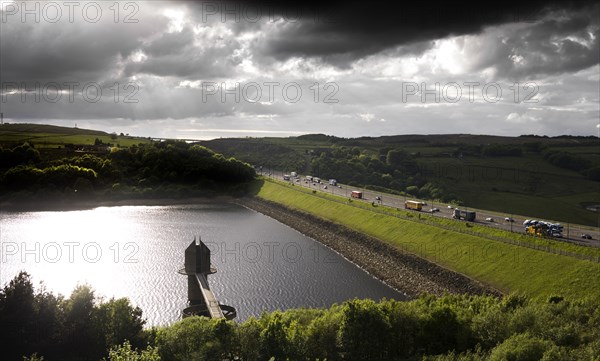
(0, 123, 151, 149)
(203, 133, 600, 226)
(0, 123, 108, 136)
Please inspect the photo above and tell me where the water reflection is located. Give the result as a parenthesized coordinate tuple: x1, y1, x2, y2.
(1, 203, 402, 325)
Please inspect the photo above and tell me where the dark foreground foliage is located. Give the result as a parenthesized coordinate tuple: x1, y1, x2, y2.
(3, 272, 599, 360)
(0, 272, 147, 361)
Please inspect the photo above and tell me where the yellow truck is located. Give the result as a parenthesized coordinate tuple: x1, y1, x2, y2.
(404, 200, 423, 211)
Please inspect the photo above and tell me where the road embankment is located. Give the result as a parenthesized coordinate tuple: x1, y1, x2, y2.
(236, 197, 501, 299)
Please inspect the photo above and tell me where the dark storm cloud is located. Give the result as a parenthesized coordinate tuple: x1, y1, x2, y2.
(0, 2, 169, 85)
(1, 23, 133, 83)
(201, 0, 597, 67)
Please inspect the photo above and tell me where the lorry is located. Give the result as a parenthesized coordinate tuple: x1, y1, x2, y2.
(329, 179, 337, 186)
(404, 200, 423, 211)
(351, 191, 363, 199)
(453, 209, 476, 221)
(523, 220, 563, 238)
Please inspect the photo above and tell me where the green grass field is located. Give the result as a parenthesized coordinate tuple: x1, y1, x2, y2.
(0, 123, 151, 148)
(257, 179, 600, 301)
(415, 155, 600, 225)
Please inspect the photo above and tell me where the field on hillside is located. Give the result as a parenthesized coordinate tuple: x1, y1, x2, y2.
(0, 123, 152, 148)
(204, 134, 600, 226)
(258, 179, 600, 301)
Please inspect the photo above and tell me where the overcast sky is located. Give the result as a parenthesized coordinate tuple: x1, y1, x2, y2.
(1, 0, 598, 139)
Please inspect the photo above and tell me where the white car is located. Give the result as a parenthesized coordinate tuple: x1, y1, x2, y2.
(505, 217, 514, 222)
(485, 217, 494, 222)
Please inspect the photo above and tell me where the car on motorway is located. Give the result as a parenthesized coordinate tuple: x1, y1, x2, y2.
(430, 207, 439, 212)
(505, 217, 514, 222)
(485, 217, 494, 222)
(447, 205, 453, 209)
(581, 234, 593, 239)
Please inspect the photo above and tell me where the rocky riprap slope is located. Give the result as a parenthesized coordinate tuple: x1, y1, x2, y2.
(236, 197, 502, 299)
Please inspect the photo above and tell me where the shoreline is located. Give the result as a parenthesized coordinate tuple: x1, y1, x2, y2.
(2, 194, 502, 298)
(0, 196, 237, 212)
(236, 197, 503, 299)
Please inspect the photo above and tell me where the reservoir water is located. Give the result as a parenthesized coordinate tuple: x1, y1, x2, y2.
(0, 203, 403, 325)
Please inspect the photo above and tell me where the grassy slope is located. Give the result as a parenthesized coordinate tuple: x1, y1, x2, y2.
(0, 123, 151, 148)
(257, 179, 600, 301)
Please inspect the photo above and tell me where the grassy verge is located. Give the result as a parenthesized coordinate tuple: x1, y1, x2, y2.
(269, 179, 600, 261)
(257, 178, 600, 301)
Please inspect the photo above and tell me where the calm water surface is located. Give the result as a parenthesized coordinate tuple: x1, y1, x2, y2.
(0, 203, 403, 325)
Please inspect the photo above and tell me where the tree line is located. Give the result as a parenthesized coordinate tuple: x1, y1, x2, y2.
(0, 141, 256, 201)
(3, 272, 599, 360)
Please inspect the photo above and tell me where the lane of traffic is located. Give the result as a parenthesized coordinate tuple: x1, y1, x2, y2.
(272, 172, 600, 248)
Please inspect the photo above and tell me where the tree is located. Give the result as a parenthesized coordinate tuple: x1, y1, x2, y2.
(260, 313, 288, 360)
(156, 316, 230, 361)
(339, 299, 391, 361)
(62, 285, 104, 359)
(96, 298, 146, 353)
(305, 310, 342, 361)
(237, 317, 262, 361)
(406, 185, 419, 195)
(386, 149, 408, 167)
(0, 271, 36, 359)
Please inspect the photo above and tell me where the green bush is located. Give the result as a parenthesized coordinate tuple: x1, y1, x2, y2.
(489, 333, 551, 361)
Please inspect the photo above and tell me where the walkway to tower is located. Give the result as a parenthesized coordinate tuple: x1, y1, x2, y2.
(179, 238, 236, 320)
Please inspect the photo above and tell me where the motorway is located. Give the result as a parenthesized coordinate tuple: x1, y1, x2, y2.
(263, 170, 600, 249)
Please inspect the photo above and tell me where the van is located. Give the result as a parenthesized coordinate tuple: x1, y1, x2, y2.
(351, 191, 363, 199)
